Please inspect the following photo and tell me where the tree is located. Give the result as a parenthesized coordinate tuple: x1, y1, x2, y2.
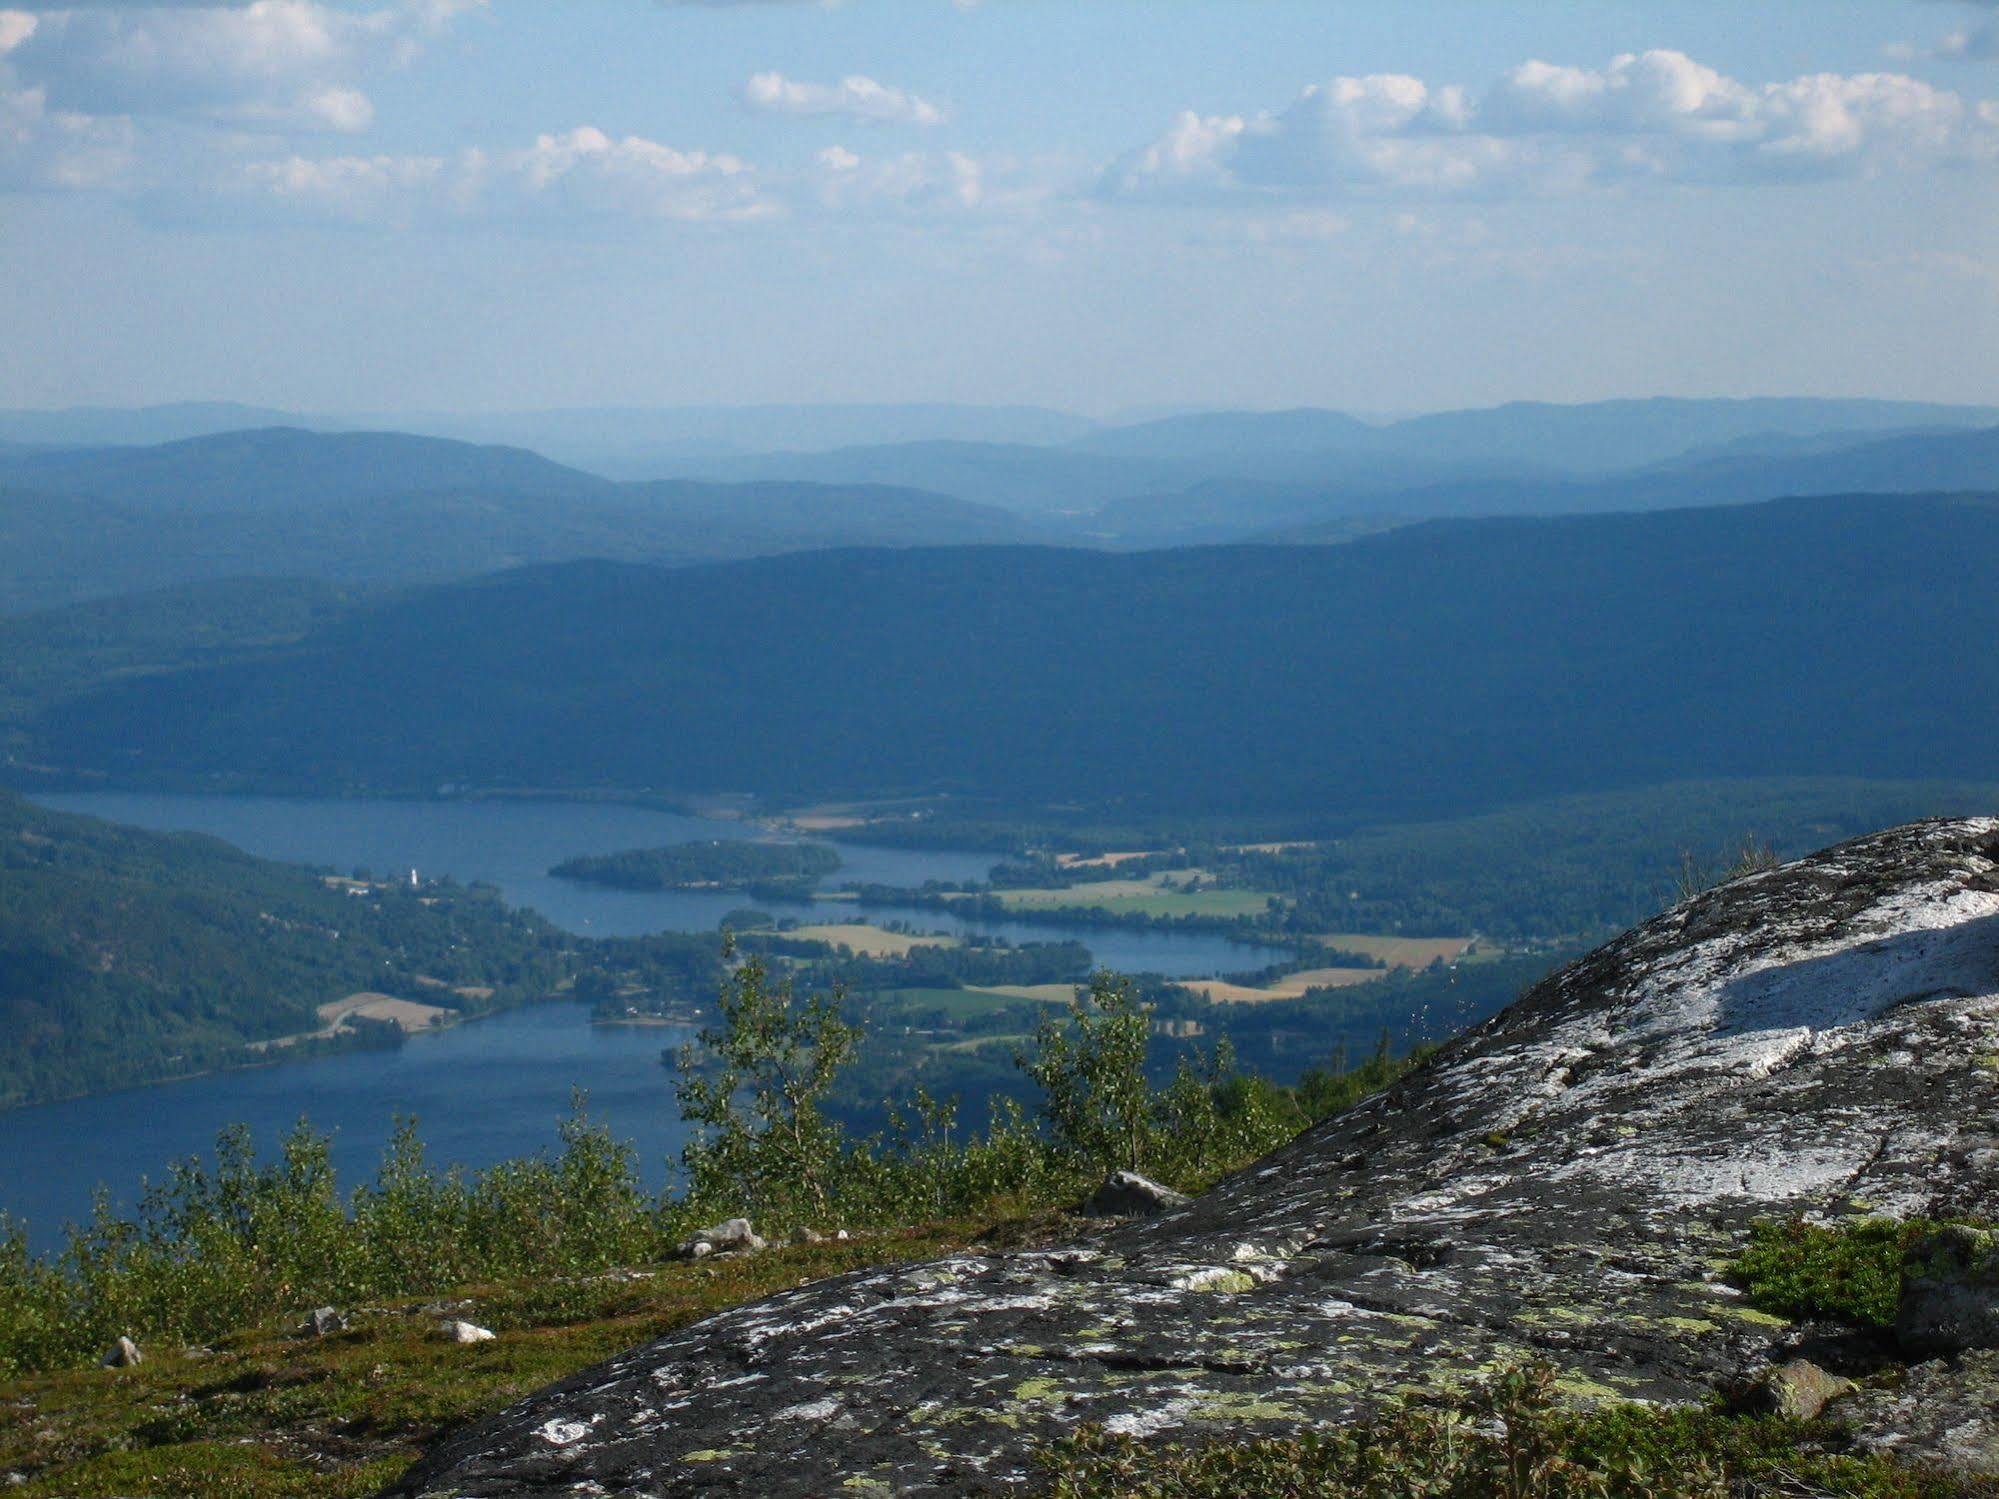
(1016, 973, 1154, 1172)
(674, 941, 859, 1225)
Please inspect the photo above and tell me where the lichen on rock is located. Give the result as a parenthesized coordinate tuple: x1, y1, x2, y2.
(386, 819, 1999, 1497)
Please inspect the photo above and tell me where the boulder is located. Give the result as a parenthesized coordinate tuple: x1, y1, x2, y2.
(1897, 1223, 1999, 1357)
(299, 1306, 348, 1338)
(1743, 1358, 1856, 1421)
(388, 820, 1999, 1498)
(439, 1319, 495, 1345)
(678, 1217, 766, 1258)
(1082, 1168, 1192, 1218)
(98, 1336, 142, 1369)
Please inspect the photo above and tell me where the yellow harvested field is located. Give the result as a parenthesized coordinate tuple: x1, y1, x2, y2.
(966, 983, 1084, 1004)
(1176, 967, 1383, 1004)
(315, 993, 455, 1031)
(1054, 849, 1170, 870)
(1308, 934, 1476, 968)
(1174, 979, 1273, 1003)
(787, 814, 867, 831)
(787, 924, 959, 958)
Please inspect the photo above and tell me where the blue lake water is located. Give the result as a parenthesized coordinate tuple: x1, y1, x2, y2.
(4, 793, 1291, 1242)
(30, 791, 1290, 975)
(0, 1004, 693, 1249)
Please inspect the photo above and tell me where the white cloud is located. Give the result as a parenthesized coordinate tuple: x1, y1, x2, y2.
(0, 80, 132, 188)
(210, 124, 772, 225)
(741, 70, 945, 126)
(806, 143, 1049, 216)
(0, 11, 35, 54)
(505, 125, 769, 220)
(1938, 20, 1999, 61)
(4, 0, 482, 133)
(235, 147, 443, 220)
(1107, 49, 1999, 201)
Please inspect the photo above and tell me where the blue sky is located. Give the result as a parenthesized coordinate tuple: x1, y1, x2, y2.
(2, 0, 1996, 416)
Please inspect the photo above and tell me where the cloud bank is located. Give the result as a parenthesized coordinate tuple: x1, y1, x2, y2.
(1106, 49, 1999, 200)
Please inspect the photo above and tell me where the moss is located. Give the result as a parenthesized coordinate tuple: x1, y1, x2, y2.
(1038, 1362, 1999, 1498)
(1659, 1316, 1719, 1335)
(1178, 1270, 1256, 1294)
(1014, 1377, 1070, 1406)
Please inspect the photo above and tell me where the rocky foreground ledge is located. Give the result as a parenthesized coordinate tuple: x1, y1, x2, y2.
(390, 819, 1999, 1496)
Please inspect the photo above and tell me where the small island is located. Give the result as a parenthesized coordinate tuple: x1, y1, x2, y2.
(549, 840, 842, 899)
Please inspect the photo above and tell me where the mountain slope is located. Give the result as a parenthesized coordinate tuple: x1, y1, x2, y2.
(390, 817, 1999, 1495)
(1372, 395, 1999, 471)
(0, 430, 1045, 611)
(24, 492, 1999, 818)
(1069, 407, 1378, 460)
(0, 427, 611, 512)
(1271, 424, 1999, 537)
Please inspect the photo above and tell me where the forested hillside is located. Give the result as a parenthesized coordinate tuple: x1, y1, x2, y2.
(21, 493, 1999, 818)
(0, 793, 581, 1107)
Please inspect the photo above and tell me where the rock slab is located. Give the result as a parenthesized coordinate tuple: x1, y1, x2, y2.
(389, 819, 1999, 1497)
(1897, 1223, 1999, 1357)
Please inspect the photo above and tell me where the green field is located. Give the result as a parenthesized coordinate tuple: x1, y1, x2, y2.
(871, 987, 1048, 1021)
(994, 873, 1281, 920)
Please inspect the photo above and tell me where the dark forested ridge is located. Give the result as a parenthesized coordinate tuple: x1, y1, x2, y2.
(18, 492, 1999, 818)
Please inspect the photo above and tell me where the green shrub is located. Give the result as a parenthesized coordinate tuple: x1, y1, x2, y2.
(1733, 1218, 1916, 1328)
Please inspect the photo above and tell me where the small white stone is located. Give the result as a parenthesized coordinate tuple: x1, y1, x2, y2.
(535, 1416, 594, 1446)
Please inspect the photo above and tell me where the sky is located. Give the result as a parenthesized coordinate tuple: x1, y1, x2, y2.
(1, 0, 1997, 417)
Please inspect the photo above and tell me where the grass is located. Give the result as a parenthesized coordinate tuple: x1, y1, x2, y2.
(871, 986, 1041, 1021)
(968, 983, 1087, 1004)
(0, 1220, 1019, 1498)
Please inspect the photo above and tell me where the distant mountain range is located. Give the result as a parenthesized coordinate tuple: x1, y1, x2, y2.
(4, 399, 1997, 612)
(0, 429, 1043, 612)
(5, 394, 1989, 473)
(0, 402, 1097, 465)
(20, 492, 1999, 819)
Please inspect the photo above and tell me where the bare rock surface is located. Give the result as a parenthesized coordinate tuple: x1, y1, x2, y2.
(389, 819, 1999, 1497)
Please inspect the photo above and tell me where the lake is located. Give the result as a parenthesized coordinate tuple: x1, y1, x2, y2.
(3, 792, 1291, 1243)
(0, 1003, 693, 1250)
(31, 791, 1291, 976)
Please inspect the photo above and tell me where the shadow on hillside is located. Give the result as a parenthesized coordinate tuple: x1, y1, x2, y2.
(1711, 909, 1999, 1038)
